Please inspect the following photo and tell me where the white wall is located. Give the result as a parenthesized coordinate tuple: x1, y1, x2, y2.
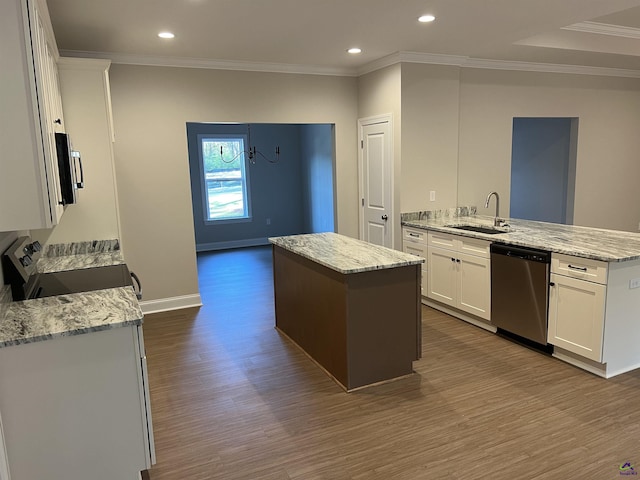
(108, 65, 358, 301)
(400, 63, 460, 212)
(457, 69, 640, 231)
(32, 58, 122, 246)
(357, 64, 402, 247)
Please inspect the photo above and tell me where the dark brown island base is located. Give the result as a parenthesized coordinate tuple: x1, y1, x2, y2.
(269, 233, 424, 392)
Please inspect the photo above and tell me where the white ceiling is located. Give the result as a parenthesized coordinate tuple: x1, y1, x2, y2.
(47, 0, 640, 75)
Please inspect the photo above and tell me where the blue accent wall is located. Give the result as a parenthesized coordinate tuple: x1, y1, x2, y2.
(187, 123, 334, 250)
(300, 124, 335, 234)
(510, 117, 577, 224)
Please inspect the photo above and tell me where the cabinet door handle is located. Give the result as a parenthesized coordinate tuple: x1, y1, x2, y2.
(381, 215, 388, 221)
(549, 282, 555, 287)
(568, 264, 588, 272)
(409, 233, 419, 237)
(456, 259, 460, 263)
(54, 118, 62, 125)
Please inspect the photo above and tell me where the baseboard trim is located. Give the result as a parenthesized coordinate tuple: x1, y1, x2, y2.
(139, 294, 203, 315)
(421, 298, 497, 334)
(196, 237, 270, 252)
(552, 347, 608, 378)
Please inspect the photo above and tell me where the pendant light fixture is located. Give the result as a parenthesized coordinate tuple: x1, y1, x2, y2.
(219, 124, 281, 165)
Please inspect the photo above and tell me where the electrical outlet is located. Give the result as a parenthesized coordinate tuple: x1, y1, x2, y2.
(630, 278, 640, 289)
(429, 191, 436, 202)
(266, 218, 271, 225)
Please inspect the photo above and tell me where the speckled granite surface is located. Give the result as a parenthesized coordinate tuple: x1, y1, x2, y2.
(269, 232, 424, 274)
(0, 239, 141, 348)
(401, 206, 477, 222)
(402, 214, 640, 262)
(37, 239, 124, 273)
(37, 251, 125, 273)
(0, 286, 11, 324)
(0, 287, 142, 348)
(43, 239, 120, 257)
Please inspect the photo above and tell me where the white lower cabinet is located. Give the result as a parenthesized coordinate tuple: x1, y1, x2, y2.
(426, 232, 491, 321)
(0, 409, 9, 480)
(547, 253, 608, 363)
(548, 273, 606, 362)
(0, 326, 154, 480)
(402, 228, 428, 296)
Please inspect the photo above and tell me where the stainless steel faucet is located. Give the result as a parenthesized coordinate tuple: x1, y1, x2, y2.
(485, 191, 503, 226)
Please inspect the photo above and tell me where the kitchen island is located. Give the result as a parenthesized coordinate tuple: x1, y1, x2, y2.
(269, 232, 424, 391)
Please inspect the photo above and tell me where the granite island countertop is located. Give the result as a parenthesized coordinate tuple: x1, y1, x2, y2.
(0, 239, 142, 348)
(402, 214, 640, 262)
(269, 232, 424, 274)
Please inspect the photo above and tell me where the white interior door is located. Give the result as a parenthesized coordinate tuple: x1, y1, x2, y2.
(359, 116, 392, 248)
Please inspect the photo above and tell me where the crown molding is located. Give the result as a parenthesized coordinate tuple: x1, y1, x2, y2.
(58, 50, 358, 77)
(463, 57, 640, 78)
(357, 52, 402, 75)
(562, 21, 640, 39)
(58, 57, 111, 70)
(358, 51, 640, 78)
(60, 49, 640, 80)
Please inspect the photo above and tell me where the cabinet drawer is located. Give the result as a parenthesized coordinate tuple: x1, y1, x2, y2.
(403, 242, 427, 266)
(403, 227, 427, 244)
(458, 237, 490, 258)
(552, 254, 608, 285)
(428, 231, 455, 249)
(426, 231, 490, 258)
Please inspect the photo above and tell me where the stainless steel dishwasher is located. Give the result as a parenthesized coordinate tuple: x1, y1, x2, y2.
(490, 243, 551, 347)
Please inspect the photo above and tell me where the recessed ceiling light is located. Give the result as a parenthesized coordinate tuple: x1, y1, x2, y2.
(347, 47, 362, 54)
(418, 15, 436, 23)
(158, 32, 175, 39)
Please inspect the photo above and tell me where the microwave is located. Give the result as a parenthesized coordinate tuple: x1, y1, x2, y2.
(55, 132, 84, 205)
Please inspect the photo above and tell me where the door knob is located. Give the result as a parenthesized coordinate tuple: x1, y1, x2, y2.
(381, 215, 388, 220)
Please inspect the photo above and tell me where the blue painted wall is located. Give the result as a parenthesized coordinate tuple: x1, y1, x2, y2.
(187, 123, 334, 250)
(510, 117, 577, 224)
(300, 124, 335, 233)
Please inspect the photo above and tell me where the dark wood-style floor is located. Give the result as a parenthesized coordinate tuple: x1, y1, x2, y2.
(143, 246, 640, 479)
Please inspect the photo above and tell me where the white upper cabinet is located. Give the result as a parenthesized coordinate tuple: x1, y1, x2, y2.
(0, 0, 65, 232)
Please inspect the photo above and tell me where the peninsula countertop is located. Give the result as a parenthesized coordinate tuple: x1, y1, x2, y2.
(269, 232, 424, 274)
(402, 215, 640, 263)
(0, 239, 142, 348)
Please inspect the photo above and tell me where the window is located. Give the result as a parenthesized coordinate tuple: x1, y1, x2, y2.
(199, 135, 251, 222)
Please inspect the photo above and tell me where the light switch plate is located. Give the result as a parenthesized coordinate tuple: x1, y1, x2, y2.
(630, 278, 640, 289)
(429, 191, 436, 202)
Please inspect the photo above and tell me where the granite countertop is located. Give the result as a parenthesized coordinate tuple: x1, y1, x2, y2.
(269, 232, 424, 274)
(37, 251, 125, 273)
(0, 288, 143, 347)
(38, 239, 124, 273)
(0, 239, 142, 348)
(402, 214, 640, 262)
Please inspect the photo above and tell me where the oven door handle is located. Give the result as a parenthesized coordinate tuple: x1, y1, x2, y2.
(130, 271, 143, 300)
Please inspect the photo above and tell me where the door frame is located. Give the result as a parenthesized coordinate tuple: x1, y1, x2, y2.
(357, 113, 394, 248)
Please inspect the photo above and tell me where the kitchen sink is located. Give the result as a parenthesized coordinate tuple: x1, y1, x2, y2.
(446, 224, 510, 235)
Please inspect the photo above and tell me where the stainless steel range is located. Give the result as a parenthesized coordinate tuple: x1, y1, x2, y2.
(2, 236, 140, 301)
